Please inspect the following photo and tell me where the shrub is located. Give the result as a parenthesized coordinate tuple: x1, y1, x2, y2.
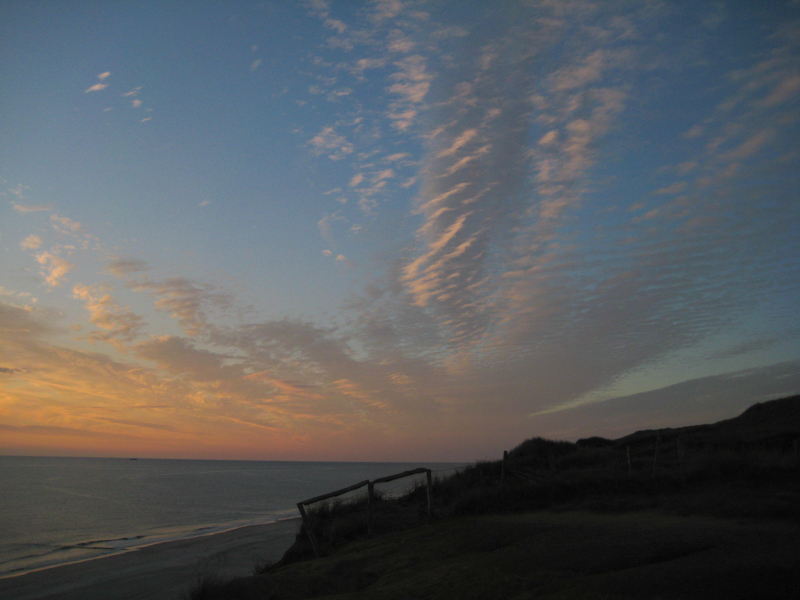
(182, 573, 250, 600)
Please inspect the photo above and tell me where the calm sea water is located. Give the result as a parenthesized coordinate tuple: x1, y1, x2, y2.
(0, 456, 462, 578)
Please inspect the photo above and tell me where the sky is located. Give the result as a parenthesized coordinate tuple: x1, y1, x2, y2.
(1, 0, 799, 462)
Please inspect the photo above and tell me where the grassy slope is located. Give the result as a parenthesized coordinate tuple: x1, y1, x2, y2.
(184, 395, 800, 599)
(187, 511, 800, 599)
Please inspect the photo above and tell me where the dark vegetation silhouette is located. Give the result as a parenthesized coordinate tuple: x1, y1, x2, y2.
(183, 394, 800, 600)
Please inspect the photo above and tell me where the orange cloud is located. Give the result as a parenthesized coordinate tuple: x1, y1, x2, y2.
(35, 252, 74, 286)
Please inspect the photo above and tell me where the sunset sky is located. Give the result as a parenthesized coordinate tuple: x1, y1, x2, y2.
(2, 0, 799, 462)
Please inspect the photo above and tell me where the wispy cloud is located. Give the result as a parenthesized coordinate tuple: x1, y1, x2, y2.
(308, 126, 354, 160)
(36, 251, 75, 286)
(73, 284, 145, 342)
(20, 234, 43, 250)
(105, 257, 150, 277)
(13, 202, 51, 213)
(85, 72, 111, 93)
(50, 214, 83, 234)
(129, 277, 233, 337)
(318, 212, 345, 243)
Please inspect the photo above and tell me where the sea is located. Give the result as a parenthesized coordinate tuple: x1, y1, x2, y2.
(0, 456, 463, 578)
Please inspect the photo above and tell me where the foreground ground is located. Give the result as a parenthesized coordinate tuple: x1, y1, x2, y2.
(190, 396, 800, 599)
(195, 509, 800, 599)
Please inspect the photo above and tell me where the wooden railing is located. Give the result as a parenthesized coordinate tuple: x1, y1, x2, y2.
(296, 467, 432, 557)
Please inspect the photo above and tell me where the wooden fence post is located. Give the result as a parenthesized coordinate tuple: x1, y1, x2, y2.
(297, 479, 370, 558)
(426, 469, 433, 524)
(297, 502, 321, 558)
(297, 468, 432, 553)
(367, 482, 374, 535)
(652, 430, 661, 476)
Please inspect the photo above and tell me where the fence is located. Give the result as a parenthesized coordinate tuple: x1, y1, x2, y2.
(296, 467, 432, 557)
(500, 429, 800, 484)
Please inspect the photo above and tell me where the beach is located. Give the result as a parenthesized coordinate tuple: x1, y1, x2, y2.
(0, 518, 300, 600)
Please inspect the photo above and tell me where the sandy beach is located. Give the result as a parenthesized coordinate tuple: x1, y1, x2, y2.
(0, 518, 300, 600)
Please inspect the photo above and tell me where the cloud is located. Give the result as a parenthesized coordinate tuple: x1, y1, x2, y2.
(538, 130, 558, 146)
(12, 202, 51, 213)
(529, 361, 800, 440)
(362, 1, 800, 418)
(180, 7, 800, 454)
(351, 58, 386, 76)
(0, 286, 35, 302)
(4, 3, 799, 461)
(371, 0, 403, 23)
(325, 18, 346, 34)
(84, 71, 112, 92)
(245, 371, 323, 397)
(309, 126, 354, 160)
(436, 129, 477, 158)
(20, 234, 43, 250)
(762, 73, 800, 107)
(1, 289, 440, 457)
(36, 252, 74, 286)
(654, 181, 687, 195)
(129, 277, 233, 336)
(388, 80, 430, 103)
(95, 417, 177, 432)
(0, 423, 122, 439)
(0, 301, 204, 445)
(550, 49, 615, 91)
(684, 125, 704, 139)
(387, 54, 432, 122)
(396, 22, 556, 346)
(721, 128, 775, 161)
(8, 184, 30, 198)
(135, 335, 226, 378)
(318, 212, 344, 242)
(73, 284, 145, 342)
(106, 257, 150, 277)
(50, 214, 83, 234)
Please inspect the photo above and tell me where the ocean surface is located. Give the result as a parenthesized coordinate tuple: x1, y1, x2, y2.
(0, 456, 463, 578)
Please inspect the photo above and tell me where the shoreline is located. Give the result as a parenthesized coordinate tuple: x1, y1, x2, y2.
(0, 514, 298, 581)
(0, 517, 301, 600)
